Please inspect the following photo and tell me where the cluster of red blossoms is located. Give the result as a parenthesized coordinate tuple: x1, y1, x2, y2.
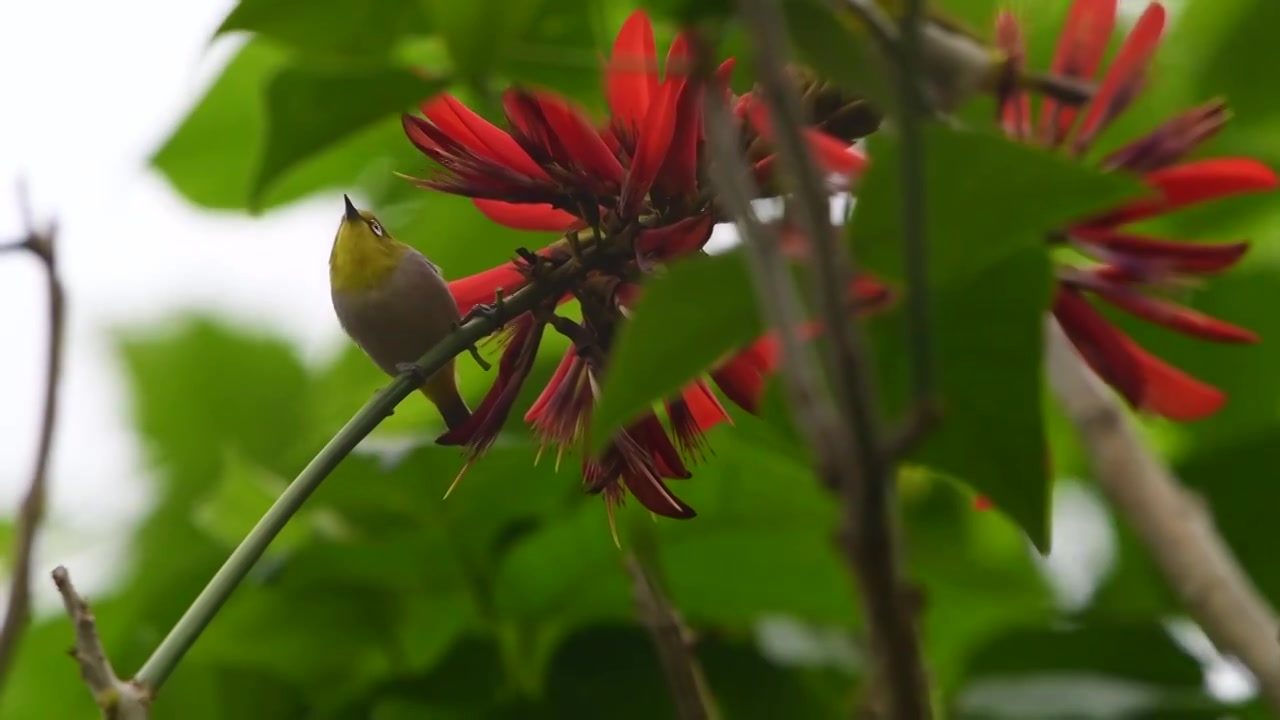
(401, 10, 872, 525)
(399, 1, 1274, 523)
(997, 0, 1275, 419)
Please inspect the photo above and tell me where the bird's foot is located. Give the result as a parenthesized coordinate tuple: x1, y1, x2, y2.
(461, 287, 508, 328)
(395, 362, 428, 383)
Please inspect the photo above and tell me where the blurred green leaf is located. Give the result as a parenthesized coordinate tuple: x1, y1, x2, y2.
(962, 621, 1205, 686)
(852, 124, 1142, 551)
(192, 448, 313, 551)
(252, 67, 445, 207)
(217, 0, 433, 61)
(152, 42, 427, 212)
(591, 250, 760, 454)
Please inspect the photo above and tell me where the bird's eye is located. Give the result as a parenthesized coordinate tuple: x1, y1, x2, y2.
(368, 220, 384, 237)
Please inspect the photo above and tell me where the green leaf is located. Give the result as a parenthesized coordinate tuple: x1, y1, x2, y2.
(590, 250, 761, 454)
(428, 0, 610, 106)
(192, 448, 313, 552)
(152, 41, 424, 212)
(252, 66, 445, 207)
(217, 0, 433, 61)
(851, 124, 1142, 551)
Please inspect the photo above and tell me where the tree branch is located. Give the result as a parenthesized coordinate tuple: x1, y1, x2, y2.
(624, 553, 717, 720)
(0, 184, 65, 699)
(1045, 321, 1280, 714)
(734, 1, 932, 717)
(130, 257, 581, 694)
(52, 567, 151, 719)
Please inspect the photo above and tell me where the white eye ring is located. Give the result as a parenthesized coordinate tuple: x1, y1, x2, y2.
(369, 220, 384, 237)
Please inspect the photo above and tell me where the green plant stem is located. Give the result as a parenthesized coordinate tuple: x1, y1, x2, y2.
(133, 266, 570, 694)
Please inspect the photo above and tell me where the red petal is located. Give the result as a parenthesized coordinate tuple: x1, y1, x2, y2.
(1095, 158, 1279, 226)
(654, 35, 703, 201)
(710, 351, 768, 413)
(1053, 286, 1144, 408)
(525, 348, 576, 423)
(633, 414, 691, 479)
(1072, 3, 1166, 153)
(636, 213, 714, 260)
(607, 10, 660, 139)
(621, 76, 682, 216)
(1085, 282, 1258, 343)
(995, 11, 1031, 141)
(472, 199, 581, 232)
(535, 94, 626, 187)
(1038, 0, 1117, 146)
(743, 97, 869, 178)
(437, 317, 544, 449)
(1069, 227, 1249, 274)
(449, 263, 528, 316)
(1125, 335, 1226, 420)
(422, 95, 551, 181)
(683, 380, 730, 431)
(618, 465, 696, 518)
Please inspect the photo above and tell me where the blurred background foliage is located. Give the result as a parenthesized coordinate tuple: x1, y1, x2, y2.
(3, 0, 1280, 717)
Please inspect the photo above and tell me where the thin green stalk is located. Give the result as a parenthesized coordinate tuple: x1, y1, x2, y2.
(133, 268, 567, 693)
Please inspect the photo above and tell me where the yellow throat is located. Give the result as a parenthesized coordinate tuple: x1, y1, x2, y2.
(330, 195, 410, 292)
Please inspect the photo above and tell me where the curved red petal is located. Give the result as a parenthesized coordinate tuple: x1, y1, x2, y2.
(1053, 286, 1144, 408)
(525, 348, 577, 423)
(1124, 336, 1226, 420)
(633, 414, 691, 479)
(449, 263, 528, 316)
(743, 97, 869, 179)
(607, 10, 659, 137)
(472, 199, 581, 232)
(537, 95, 626, 187)
(1094, 158, 1278, 226)
(683, 380, 730, 431)
(1069, 227, 1249, 274)
(1087, 283, 1258, 343)
(709, 357, 765, 413)
(621, 78, 682, 216)
(423, 95, 551, 181)
(619, 468, 696, 518)
(1073, 3, 1166, 153)
(1039, 0, 1117, 146)
(636, 213, 714, 261)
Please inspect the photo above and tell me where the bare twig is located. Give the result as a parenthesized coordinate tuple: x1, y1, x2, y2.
(1045, 322, 1280, 713)
(0, 183, 66, 698)
(624, 554, 717, 720)
(735, 1, 932, 717)
(51, 567, 151, 719)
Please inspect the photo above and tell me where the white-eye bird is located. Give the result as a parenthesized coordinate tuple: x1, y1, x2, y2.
(329, 195, 471, 431)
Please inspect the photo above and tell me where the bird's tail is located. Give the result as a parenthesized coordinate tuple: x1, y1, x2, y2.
(421, 362, 472, 433)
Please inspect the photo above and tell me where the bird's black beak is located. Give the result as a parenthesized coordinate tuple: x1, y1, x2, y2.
(343, 194, 361, 221)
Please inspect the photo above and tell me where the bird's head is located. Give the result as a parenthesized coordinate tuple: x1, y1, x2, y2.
(330, 195, 406, 291)
(337, 194, 392, 246)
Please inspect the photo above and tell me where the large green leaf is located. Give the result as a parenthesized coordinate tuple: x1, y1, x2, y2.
(851, 124, 1141, 551)
(590, 250, 761, 455)
(217, 0, 433, 61)
(151, 41, 428, 212)
(252, 67, 446, 207)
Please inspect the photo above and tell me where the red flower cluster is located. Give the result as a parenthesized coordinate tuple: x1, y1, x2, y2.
(400, 10, 872, 524)
(998, 0, 1276, 420)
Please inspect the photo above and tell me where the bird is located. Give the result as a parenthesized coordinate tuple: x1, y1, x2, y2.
(329, 194, 472, 432)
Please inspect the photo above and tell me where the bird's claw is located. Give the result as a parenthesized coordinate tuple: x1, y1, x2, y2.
(395, 362, 428, 383)
(461, 287, 508, 328)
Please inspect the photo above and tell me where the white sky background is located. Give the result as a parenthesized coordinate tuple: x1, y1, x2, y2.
(0, 0, 1252, 707)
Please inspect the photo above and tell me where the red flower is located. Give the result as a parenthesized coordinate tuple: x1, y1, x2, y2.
(997, 0, 1276, 420)
(403, 11, 871, 526)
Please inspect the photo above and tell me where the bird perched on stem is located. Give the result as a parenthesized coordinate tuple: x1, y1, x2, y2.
(329, 195, 472, 432)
